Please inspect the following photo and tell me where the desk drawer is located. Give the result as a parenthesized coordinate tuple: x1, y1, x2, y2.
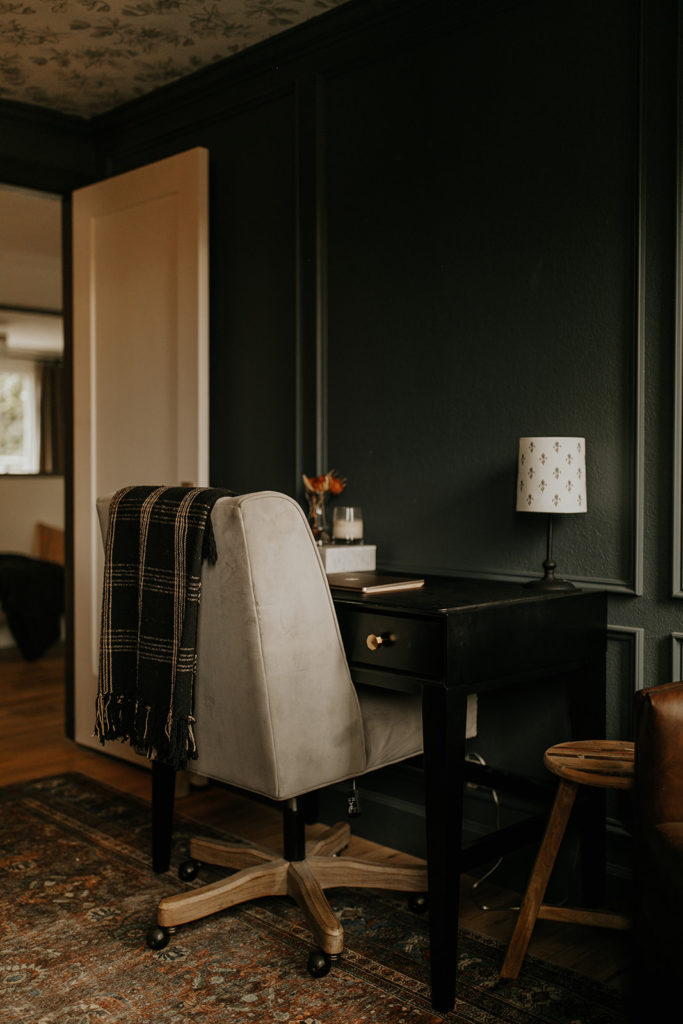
(336, 607, 444, 678)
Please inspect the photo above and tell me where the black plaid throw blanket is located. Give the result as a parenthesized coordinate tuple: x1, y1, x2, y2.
(95, 485, 233, 769)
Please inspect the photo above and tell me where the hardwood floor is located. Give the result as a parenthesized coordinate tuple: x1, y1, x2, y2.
(1, 647, 632, 991)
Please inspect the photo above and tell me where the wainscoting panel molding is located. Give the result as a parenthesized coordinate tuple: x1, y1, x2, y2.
(606, 624, 645, 740)
(672, 7, 683, 597)
(670, 631, 683, 679)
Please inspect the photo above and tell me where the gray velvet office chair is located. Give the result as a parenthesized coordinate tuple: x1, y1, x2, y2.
(97, 490, 427, 977)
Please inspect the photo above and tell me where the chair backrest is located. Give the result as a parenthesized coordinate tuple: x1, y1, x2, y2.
(96, 490, 367, 800)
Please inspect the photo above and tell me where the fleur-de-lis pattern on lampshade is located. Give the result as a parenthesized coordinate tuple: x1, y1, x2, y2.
(516, 437, 587, 514)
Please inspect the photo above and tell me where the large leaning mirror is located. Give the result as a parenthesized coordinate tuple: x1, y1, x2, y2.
(0, 184, 64, 603)
(0, 184, 63, 477)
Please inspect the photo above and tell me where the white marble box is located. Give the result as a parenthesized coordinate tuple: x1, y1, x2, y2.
(319, 543, 376, 573)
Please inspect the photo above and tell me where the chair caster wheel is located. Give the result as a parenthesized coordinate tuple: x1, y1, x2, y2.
(146, 925, 170, 950)
(409, 893, 429, 914)
(307, 948, 335, 978)
(178, 858, 200, 882)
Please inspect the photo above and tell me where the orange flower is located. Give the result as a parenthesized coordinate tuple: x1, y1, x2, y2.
(328, 471, 346, 495)
(302, 470, 347, 495)
(302, 474, 329, 493)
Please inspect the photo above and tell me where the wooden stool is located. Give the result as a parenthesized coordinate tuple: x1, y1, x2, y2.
(500, 739, 634, 980)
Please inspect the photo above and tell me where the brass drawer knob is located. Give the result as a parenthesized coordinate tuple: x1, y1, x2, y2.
(366, 632, 395, 651)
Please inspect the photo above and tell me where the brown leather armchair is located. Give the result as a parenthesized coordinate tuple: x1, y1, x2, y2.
(633, 680, 683, 999)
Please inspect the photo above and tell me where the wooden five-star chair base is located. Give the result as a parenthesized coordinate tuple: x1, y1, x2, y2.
(500, 740, 634, 981)
(147, 817, 428, 978)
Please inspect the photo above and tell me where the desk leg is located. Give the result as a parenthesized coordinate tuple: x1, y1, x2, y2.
(422, 686, 468, 1013)
(152, 761, 176, 873)
(566, 661, 607, 906)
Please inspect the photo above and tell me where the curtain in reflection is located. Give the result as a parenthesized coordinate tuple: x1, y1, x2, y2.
(39, 361, 64, 475)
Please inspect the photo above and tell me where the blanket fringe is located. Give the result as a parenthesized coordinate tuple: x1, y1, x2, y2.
(94, 693, 197, 769)
(202, 516, 218, 564)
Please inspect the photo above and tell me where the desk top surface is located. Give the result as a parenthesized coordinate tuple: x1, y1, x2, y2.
(330, 573, 602, 616)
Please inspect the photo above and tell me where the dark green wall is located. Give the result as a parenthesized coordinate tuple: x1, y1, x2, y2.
(88, 0, 680, 739)
(324, 0, 639, 589)
(0, 99, 99, 192)
(2, 0, 681, 860)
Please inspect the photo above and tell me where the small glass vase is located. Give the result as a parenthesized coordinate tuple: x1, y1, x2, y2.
(306, 491, 330, 544)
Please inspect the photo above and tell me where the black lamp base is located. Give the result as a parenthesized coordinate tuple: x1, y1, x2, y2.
(525, 515, 577, 592)
(524, 570, 577, 592)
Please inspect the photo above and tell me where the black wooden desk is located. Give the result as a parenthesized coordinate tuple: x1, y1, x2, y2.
(331, 576, 607, 1013)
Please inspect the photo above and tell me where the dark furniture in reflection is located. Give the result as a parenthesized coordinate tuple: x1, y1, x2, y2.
(0, 553, 64, 660)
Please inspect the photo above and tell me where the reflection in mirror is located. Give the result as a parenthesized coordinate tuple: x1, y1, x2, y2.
(0, 183, 65, 660)
(0, 309, 64, 474)
(0, 182, 63, 477)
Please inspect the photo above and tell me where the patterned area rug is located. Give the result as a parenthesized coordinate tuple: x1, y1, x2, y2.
(0, 774, 629, 1024)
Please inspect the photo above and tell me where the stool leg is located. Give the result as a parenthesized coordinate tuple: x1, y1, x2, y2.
(500, 779, 577, 980)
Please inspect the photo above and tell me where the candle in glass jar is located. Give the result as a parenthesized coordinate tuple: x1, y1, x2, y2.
(332, 507, 363, 543)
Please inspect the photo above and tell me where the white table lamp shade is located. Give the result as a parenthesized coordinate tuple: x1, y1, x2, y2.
(516, 437, 587, 514)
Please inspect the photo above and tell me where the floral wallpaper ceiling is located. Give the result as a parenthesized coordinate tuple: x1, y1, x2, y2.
(0, 0, 349, 119)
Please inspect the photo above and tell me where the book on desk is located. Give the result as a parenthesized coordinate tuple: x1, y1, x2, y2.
(326, 572, 425, 594)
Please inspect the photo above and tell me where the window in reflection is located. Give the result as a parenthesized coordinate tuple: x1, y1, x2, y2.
(0, 359, 38, 473)
(0, 311, 64, 475)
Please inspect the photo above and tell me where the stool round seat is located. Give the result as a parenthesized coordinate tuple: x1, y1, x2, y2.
(544, 740, 634, 791)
